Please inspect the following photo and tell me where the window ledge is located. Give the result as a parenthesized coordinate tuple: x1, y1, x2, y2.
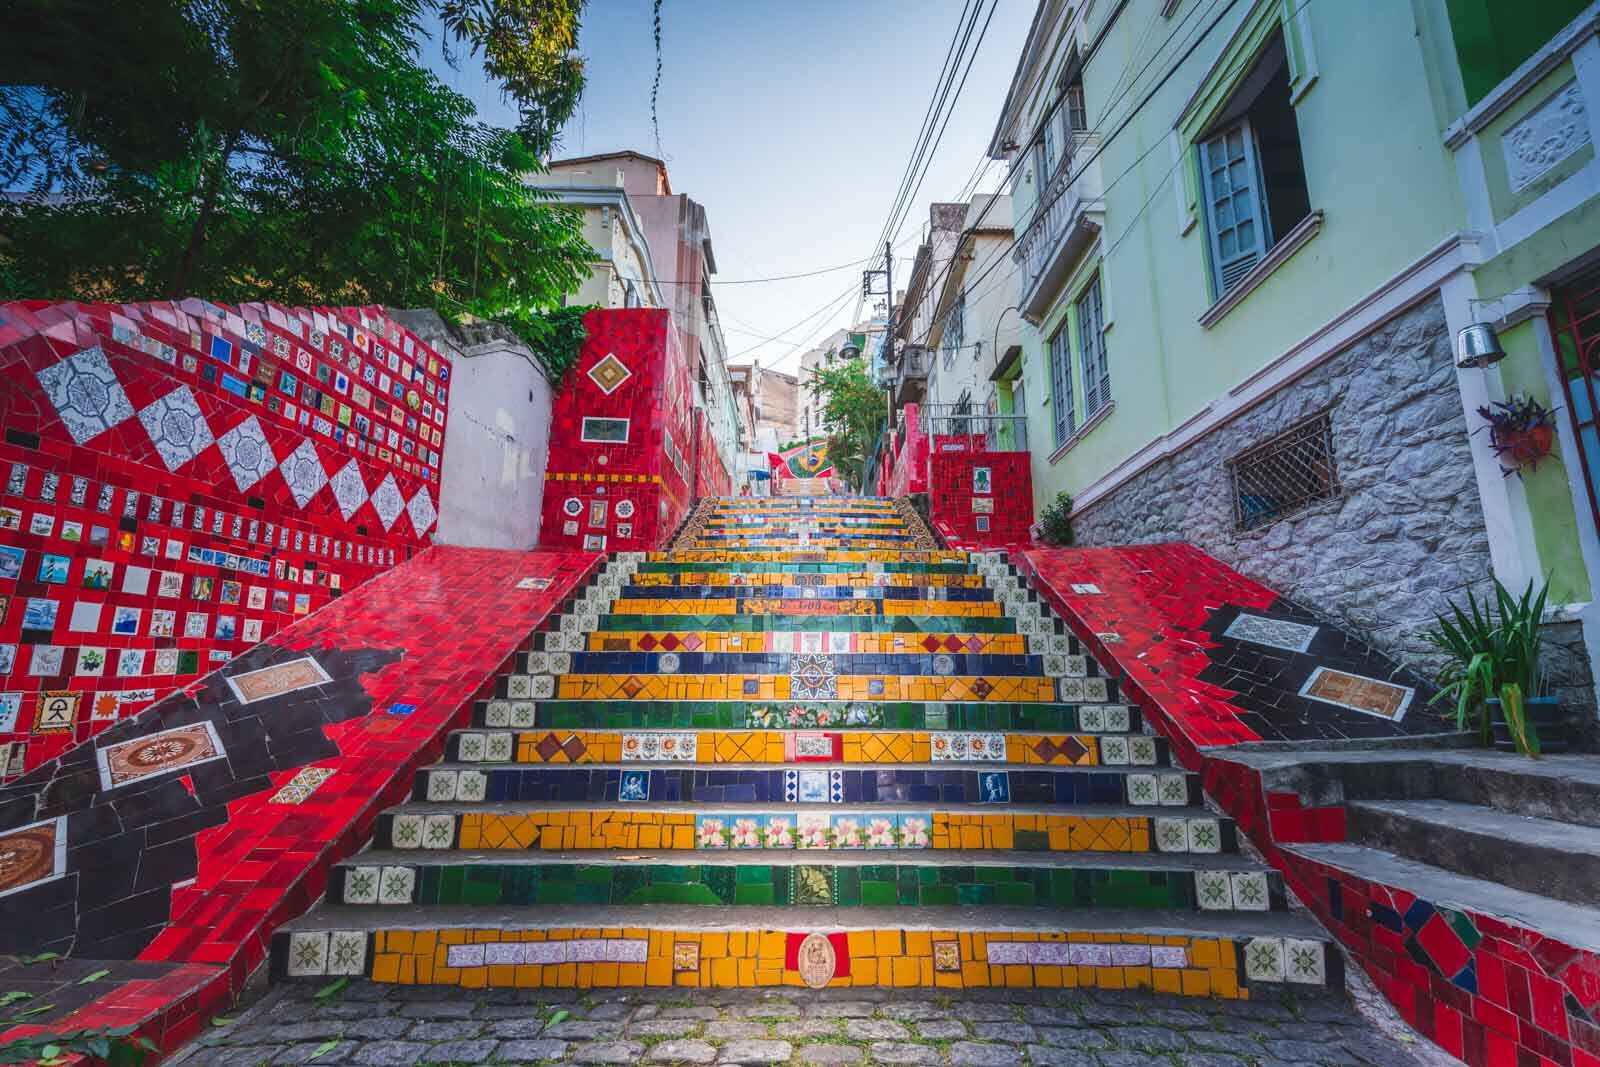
(1198, 210, 1324, 330)
(1047, 401, 1115, 465)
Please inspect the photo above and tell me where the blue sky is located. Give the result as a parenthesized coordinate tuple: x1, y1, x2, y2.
(425, 1, 1034, 373)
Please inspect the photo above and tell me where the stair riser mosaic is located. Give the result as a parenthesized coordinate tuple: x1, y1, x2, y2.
(409, 764, 1187, 805)
(373, 809, 1232, 852)
(476, 700, 1143, 733)
(444, 729, 1144, 766)
(326, 861, 1283, 911)
(274, 925, 1338, 998)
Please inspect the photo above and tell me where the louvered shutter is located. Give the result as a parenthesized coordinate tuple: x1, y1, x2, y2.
(1200, 120, 1269, 296)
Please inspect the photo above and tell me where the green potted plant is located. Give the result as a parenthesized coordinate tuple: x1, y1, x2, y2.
(1422, 578, 1566, 755)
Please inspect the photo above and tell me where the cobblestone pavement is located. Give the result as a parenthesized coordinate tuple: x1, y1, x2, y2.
(169, 983, 1431, 1067)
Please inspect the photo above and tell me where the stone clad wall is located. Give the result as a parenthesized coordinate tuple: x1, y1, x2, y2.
(1071, 296, 1494, 675)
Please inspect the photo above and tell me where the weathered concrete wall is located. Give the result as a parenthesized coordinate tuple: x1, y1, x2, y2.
(391, 311, 552, 550)
(1072, 295, 1494, 672)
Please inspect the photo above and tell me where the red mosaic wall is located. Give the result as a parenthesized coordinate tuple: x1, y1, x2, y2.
(929, 447, 1033, 550)
(692, 408, 733, 500)
(0, 545, 597, 1055)
(539, 309, 695, 552)
(1021, 544, 1600, 1067)
(881, 405, 929, 498)
(0, 299, 450, 776)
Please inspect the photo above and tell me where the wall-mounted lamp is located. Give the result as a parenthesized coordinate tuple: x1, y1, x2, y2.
(1455, 321, 1507, 369)
(1456, 296, 1513, 369)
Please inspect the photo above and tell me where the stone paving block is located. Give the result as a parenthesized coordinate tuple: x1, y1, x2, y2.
(1109, 1025, 1190, 1051)
(776, 1020, 842, 1039)
(970, 1022, 1038, 1043)
(708, 1021, 772, 1040)
(1023, 1007, 1082, 1026)
(589, 1003, 638, 1021)
(629, 1019, 704, 1038)
(804, 1001, 876, 1018)
(884, 1001, 945, 1021)
(866, 1042, 942, 1065)
(661, 1007, 724, 1021)
(1187, 1031, 1268, 1055)
(650, 1039, 718, 1063)
(1145, 1008, 1209, 1028)
(407, 1019, 484, 1041)
(572, 1040, 648, 1063)
(497, 1038, 573, 1062)
(916, 1019, 968, 1039)
(550, 1020, 620, 1040)
(1177, 1054, 1252, 1067)
(398, 1000, 477, 1019)
(1026, 1048, 1101, 1067)
(493, 1018, 558, 1039)
(351, 1041, 432, 1065)
(717, 1038, 794, 1063)
(949, 1041, 1025, 1066)
(1035, 1027, 1111, 1049)
(1264, 1039, 1363, 1065)
(423, 1038, 499, 1063)
(797, 1045, 864, 1064)
(843, 1018, 909, 1040)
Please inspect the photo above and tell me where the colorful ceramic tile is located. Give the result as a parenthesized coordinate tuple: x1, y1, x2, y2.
(225, 656, 333, 704)
(95, 722, 228, 789)
(0, 815, 69, 899)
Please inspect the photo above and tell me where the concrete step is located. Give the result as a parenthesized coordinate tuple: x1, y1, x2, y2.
(370, 802, 1235, 855)
(1285, 842, 1600, 955)
(1220, 748, 1600, 828)
(408, 761, 1194, 806)
(439, 727, 1162, 767)
(324, 848, 1286, 913)
(1346, 797, 1600, 906)
(270, 903, 1339, 994)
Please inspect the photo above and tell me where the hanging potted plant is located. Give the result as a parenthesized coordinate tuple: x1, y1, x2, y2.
(1422, 578, 1567, 755)
(1476, 395, 1559, 477)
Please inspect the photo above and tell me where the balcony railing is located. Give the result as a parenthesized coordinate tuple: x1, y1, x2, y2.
(921, 404, 1028, 454)
(1012, 141, 1103, 321)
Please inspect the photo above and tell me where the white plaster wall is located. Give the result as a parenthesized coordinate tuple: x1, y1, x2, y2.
(389, 310, 552, 550)
(436, 343, 554, 549)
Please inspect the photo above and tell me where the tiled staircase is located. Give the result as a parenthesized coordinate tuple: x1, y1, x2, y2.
(271, 497, 1338, 996)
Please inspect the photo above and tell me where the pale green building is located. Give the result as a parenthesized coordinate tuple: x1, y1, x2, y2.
(987, 0, 1600, 719)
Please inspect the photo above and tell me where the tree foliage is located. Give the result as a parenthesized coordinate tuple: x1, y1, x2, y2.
(807, 357, 885, 492)
(0, 0, 594, 381)
(439, 0, 586, 157)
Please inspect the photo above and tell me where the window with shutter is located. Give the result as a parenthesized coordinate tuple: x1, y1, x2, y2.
(1049, 326, 1075, 446)
(1200, 121, 1268, 295)
(1078, 275, 1110, 417)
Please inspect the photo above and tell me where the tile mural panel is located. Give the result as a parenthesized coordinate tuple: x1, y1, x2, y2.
(0, 299, 450, 775)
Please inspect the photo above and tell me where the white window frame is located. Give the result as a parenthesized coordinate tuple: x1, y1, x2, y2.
(1048, 325, 1075, 447)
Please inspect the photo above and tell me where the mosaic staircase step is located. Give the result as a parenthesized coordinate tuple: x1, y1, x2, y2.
(408, 762, 1192, 806)
(441, 728, 1165, 767)
(326, 849, 1284, 912)
(474, 696, 1145, 734)
(657, 550, 971, 564)
(575, 615, 1034, 635)
(540, 652, 1102, 682)
(613, 584, 999, 602)
(372, 803, 1233, 854)
(575, 631, 1066, 653)
(1286, 843, 1600, 956)
(1346, 798, 1600, 907)
(271, 903, 1338, 994)
(636, 560, 979, 575)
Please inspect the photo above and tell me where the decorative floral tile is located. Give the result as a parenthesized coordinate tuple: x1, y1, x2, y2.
(1244, 937, 1286, 982)
(344, 866, 380, 905)
(378, 865, 415, 905)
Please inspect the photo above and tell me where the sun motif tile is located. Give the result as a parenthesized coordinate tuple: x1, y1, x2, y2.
(1195, 870, 1233, 911)
(426, 771, 458, 802)
(287, 931, 329, 977)
(327, 930, 368, 975)
(1244, 937, 1286, 982)
(378, 865, 416, 905)
(344, 866, 380, 905)
(1284, 938, 1326, 984)
(1230, 870, 1270, 911)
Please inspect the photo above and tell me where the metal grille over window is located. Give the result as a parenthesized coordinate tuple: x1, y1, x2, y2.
(1227, 413, 1339, 530)
(1079, 275, 1109, 417)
